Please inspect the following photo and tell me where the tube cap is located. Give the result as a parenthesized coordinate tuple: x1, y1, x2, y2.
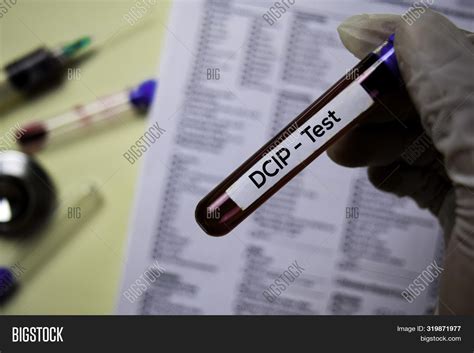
(129, 79, 158, 113)
(0, 267, 17, 303)
(373, 34, 402, 83)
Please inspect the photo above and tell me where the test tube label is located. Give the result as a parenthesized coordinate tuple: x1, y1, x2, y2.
(226, 81, 374, 210)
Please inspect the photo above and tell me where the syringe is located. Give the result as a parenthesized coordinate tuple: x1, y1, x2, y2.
(0, 36, 93, 112)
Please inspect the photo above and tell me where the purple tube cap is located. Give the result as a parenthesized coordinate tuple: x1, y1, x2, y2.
(0, 267, 17, 302)
(375, 33, 402, 83)
(129, 79, 158, 113)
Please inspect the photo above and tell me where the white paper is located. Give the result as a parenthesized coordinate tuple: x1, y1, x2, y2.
(117, 0, 474, 315)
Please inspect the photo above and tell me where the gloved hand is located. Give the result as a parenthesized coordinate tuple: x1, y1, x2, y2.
(327, 10, 474, 314)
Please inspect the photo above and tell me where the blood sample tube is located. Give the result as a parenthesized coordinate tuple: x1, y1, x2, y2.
(196, 34, 404, 236)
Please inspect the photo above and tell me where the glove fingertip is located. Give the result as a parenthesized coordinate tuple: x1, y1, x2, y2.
(338, 13, 399, 59)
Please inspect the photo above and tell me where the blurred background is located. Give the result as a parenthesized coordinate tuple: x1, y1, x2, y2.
(0, 0, 171, 314)
(1, 0, 472, 316)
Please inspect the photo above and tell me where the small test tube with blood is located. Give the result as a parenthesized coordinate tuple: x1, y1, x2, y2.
(15, 79, 157, 154)
(0, 182, 103, 304)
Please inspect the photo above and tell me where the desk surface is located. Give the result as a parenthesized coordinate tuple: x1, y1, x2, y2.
(0, 0, 171, 314)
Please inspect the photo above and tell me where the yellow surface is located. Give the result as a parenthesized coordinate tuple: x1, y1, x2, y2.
(0, 0, 171, 314)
